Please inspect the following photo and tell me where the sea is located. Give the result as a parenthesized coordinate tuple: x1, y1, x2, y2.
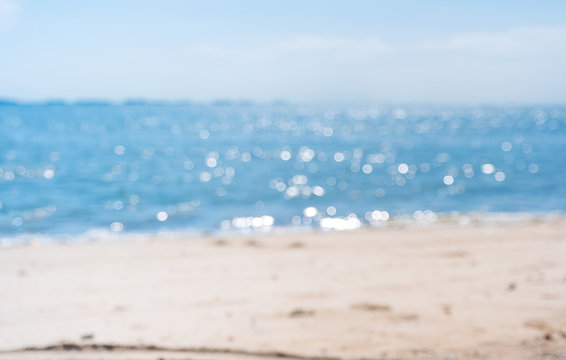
(1, 101, 565, 243)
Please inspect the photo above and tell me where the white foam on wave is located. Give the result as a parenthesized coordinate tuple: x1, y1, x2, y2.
(1, 211, 564, 247)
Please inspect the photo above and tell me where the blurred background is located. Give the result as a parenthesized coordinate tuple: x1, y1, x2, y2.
(0, 1, 565, 240)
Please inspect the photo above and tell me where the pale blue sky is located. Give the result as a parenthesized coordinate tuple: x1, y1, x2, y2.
(1, 1, 565, 103)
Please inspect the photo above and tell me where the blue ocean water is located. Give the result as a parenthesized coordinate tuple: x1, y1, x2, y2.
(0, 102, 565, 237)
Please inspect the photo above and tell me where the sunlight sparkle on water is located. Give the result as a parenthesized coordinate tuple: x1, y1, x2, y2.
(495, 171, 506, 182)
(303, 207, 318, 217)
(0, 103, 563, 235)
(362, 164, 373, 174)
(443, 175, 455, 186)
(110, 222, 124, 232)
(43, 169, 55, 179)
(320, 214, 362, 231)
(481, 164, 495, 174)
(280, 150, 291, 161)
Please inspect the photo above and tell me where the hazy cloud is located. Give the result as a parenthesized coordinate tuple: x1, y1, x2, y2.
(188, 35, 391, 62)
(422, 26, 566, 54)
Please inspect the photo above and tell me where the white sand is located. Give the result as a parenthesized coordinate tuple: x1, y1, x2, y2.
(1, 222, 565, 359)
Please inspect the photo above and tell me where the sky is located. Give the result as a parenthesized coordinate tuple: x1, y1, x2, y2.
(1, 0, 565, 103)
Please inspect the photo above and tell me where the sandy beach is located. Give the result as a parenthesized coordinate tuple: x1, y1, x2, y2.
(1, 221, 565, 360)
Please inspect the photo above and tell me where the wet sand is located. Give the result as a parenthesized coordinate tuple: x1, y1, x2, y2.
(1, 221, 565, 359)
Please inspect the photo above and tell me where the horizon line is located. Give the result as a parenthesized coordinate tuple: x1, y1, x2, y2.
(1, 97, 565, 107)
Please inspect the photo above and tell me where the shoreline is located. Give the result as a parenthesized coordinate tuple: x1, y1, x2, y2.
(2, 210, 565, 247)
(1, 221, 565, 359)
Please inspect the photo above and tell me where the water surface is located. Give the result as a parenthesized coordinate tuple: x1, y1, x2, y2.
(1, 102, 564, 237)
